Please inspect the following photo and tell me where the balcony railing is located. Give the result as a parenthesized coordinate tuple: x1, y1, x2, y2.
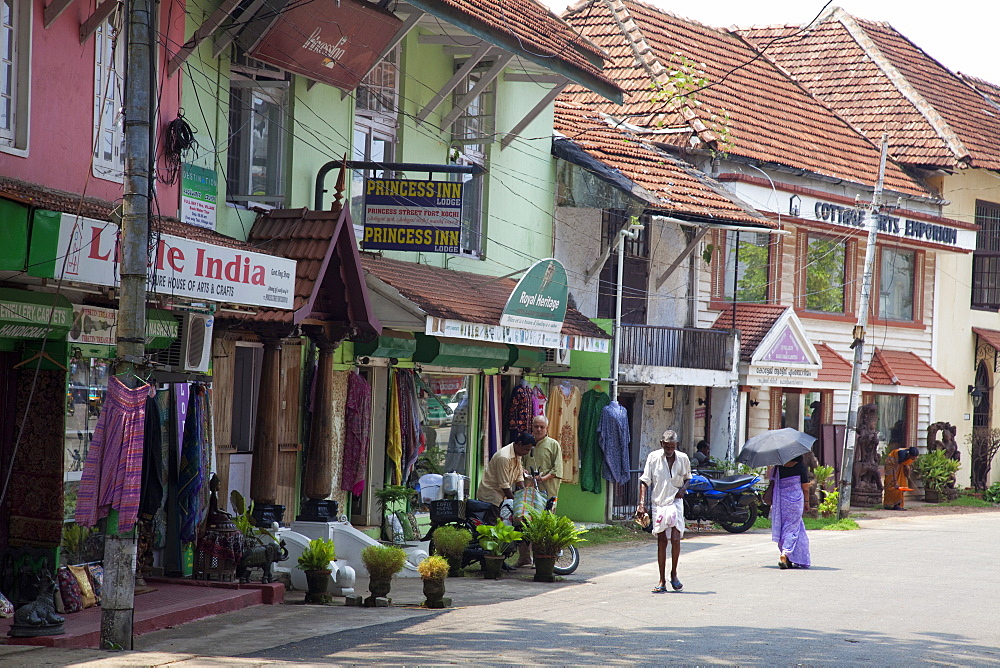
(619, 325, 733, 371)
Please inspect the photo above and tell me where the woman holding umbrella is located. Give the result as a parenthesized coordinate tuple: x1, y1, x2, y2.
(738, 428, 814, 570)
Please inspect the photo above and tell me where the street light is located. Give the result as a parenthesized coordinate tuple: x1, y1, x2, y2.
(611, 218, 644, 402)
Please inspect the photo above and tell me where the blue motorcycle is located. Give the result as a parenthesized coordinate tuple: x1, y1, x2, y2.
(684, 471, 761, 533)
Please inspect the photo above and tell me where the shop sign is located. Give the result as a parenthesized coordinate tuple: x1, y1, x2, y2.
(68, 305, 179, 348)
(362, 178, 463, 253)
(39, 213, 296, 309)
(746, 364, 818, 387)
(180, 164, 217, 230)
(241, 0, 401, 92)
(760, 327, 809, 364)
(0, 289, 72, 339)
(425, 317, 609, 353)
(499, 258, 568, 333)
(809, 197, 975, 250)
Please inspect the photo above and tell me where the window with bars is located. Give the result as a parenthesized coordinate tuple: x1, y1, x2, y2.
(452, 62, 496, 146)
(93, 16, 125, 182)
(598, 210, 649, 322)
(972, 200, 1000, 309)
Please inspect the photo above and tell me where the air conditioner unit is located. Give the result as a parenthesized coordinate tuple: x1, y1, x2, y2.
(538, 347, 571, 373)
(181, 312, 214, 372)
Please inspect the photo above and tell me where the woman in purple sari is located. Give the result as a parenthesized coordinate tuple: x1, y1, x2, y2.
(766, 455, 811, 569)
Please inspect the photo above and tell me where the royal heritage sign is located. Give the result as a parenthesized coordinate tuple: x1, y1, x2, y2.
(500, 258, 569, 333)
(363, 178, 464, 253)
(29, 212, 296, 309)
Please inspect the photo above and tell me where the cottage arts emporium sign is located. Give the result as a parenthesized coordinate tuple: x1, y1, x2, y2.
(363, 178, 464, 253)
(236, 0, 401, 92)
(500, 259, 568, 333)
(35, 213, 296, 309)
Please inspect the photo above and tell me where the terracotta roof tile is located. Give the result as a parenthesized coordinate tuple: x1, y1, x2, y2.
(361, 253, 609, 341)
(740, 11, 1000, 171)
(815, 342, 874, 384)
(554, 102, 772, 225)
(561, 1, 931, 197)
(866, 347, 954, 390)
(709, 303, 788, 362)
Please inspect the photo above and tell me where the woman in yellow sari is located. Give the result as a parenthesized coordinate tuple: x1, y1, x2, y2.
(883, 446, 919, 510)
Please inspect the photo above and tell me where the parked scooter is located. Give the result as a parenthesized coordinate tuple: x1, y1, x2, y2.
(684, 470, 761, 533)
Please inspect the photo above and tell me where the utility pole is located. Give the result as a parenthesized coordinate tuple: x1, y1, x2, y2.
(837, 135, 889, 520)
(102, 0, 152, 649)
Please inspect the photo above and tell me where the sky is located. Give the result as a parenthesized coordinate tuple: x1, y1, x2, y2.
(539, 0, 1000, 85)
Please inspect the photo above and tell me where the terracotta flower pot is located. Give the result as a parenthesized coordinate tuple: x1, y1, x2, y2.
(533, 555, 557, 582)
(483, 555, 504, 580)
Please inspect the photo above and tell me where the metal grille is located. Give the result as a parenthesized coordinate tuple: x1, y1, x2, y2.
(619, 325, 733, 371)
(973, 201, 1000, 309)
(611, 469, 644, 521)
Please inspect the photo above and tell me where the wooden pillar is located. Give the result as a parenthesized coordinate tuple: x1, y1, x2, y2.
(250, 338, 284, 524)
(297, 344, 340, 522)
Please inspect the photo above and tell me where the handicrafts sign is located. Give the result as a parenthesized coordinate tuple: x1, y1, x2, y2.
(500, 258, 568, 333)
(363, 178, 464, 253)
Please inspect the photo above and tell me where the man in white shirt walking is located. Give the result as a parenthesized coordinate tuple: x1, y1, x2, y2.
(635, 430, 691, 593)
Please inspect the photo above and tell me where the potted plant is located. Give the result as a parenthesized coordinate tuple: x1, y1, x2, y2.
(296, 537, 336, 604)
(416, 555, 451, 608)
(519, 510, 587, 582)
(361, 544, 408, 605)
(914, 450, 962, 502)
(475, 520, 521, 580)
(373, 485, 417, 543)
(431, 525, 472, 577)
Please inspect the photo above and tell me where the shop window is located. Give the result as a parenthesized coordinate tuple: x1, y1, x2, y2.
(92, 16, 125, 182)
(0, 0, 29, 154)
(226, 49, 288, 208)
(804, 234, 846, 313)
(416, 372, 473, 477)
(972, 200, 1000, 309)
(877, 247, 916, 321)
(722, 230, 770, 303)
(64, 357, 111, 520)
(873, 394, 908, 449)
(598, 209, 649, 323)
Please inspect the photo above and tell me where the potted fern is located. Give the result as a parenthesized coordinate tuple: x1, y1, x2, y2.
(475, 520, 521, 580)
(361, 544, 408, 605)
(416, 555, 451, 608)
(296, 537, 336, 604)
(519, 510, 587, 582)
(431, 525, 471, 577)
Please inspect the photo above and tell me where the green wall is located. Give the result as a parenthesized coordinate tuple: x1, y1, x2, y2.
(556, 480, 608, 524)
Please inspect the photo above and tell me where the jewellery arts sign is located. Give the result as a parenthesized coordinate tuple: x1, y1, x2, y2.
(29, 212, 296, 309)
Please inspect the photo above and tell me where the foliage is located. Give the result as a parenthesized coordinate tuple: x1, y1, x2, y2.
(818, 518, 860, 531)
(230, 490, 275, 545)
(813, 465, 835, 493)
(940, 495, 994, 508)
(710, 458, 766, 479)
(361, 545, 408, 580)
(579, 525, 654, 545)
(818, 490, 839, 518)
(475, 520, 522, 556)
(913, 450, 962, 492)
(519, 511, 587, 556)
(431, 525, 471, 560)
(61, 523, 93, 564)
(374, 485, 417, 516)
(416, 555, 450, 580)
(804, 237, 846, 313)
(966, 428, 1000, 491)
(984, 482, 1000, 504)
(417, 443, 446, 476)
(733, 237, 769, 303)
(296, 538, 336, 572)
(754, 515, 860, 531)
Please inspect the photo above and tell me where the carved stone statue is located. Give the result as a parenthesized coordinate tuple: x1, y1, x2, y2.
(852, 403, 884, 507)
(928, 422, 960, 461)
(9, 573, 64, 637)
(807, 401, 823, 439)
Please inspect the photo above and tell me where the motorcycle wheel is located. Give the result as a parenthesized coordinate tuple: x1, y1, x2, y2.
(552, 545, 579, 575)
(717, 501, 758, 533)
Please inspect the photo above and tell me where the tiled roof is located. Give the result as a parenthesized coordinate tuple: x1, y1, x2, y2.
(960, 73, 1000, 112)
(866, 347, 954, 390)
(415, 0, 618, 98)
(973, 327, 1000, 353)
(560, 1, 930, 197)
(361, 253, 610, 341)
(815, 342, 872, 384)
(553, 102, 771, 226)
(709, 303, 788, 363)
(247, 208, 378, 331)
(740, 10, 1000, 172)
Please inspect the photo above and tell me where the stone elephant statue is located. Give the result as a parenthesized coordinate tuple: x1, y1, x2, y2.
(237, 539, 289, 584)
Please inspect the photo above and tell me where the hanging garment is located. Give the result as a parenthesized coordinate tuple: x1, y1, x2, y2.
(341, 371, 372, 496)
(598, 401, 631, 484)
(178, 385, 209, 543)
(139, 395, 164, 517)
(578, 388, 611, 493)
(531, 386, 548, 417)
(397, 370, 421, 481)
(506, 383, 533, 441)
(75, 376, 150, 533)
(387, 370, 403, 484)
(548, 384, 582, 485)
(486, 376, 503, 460)
(444, 395, 469, 474)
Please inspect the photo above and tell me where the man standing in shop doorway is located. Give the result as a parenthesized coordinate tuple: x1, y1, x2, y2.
(635, 430, 691, 593)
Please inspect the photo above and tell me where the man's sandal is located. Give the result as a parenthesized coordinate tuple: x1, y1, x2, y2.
(651, 584, 667, 594)
(670, 578, 683, 591)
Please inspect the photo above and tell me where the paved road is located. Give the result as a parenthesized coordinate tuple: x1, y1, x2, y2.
(4, 511, 999, 665)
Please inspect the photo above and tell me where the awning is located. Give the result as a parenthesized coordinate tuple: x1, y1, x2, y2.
(812, 343, 874, 389)
(413, 334, 510, 369)
(865, 348, 954, 395)
(0, 288, 73, 346)
(507, 345, 545, 369)
(354, 330, 416, 360)
(0, 198, 29, 271)
(974, 327, 1000, 351)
